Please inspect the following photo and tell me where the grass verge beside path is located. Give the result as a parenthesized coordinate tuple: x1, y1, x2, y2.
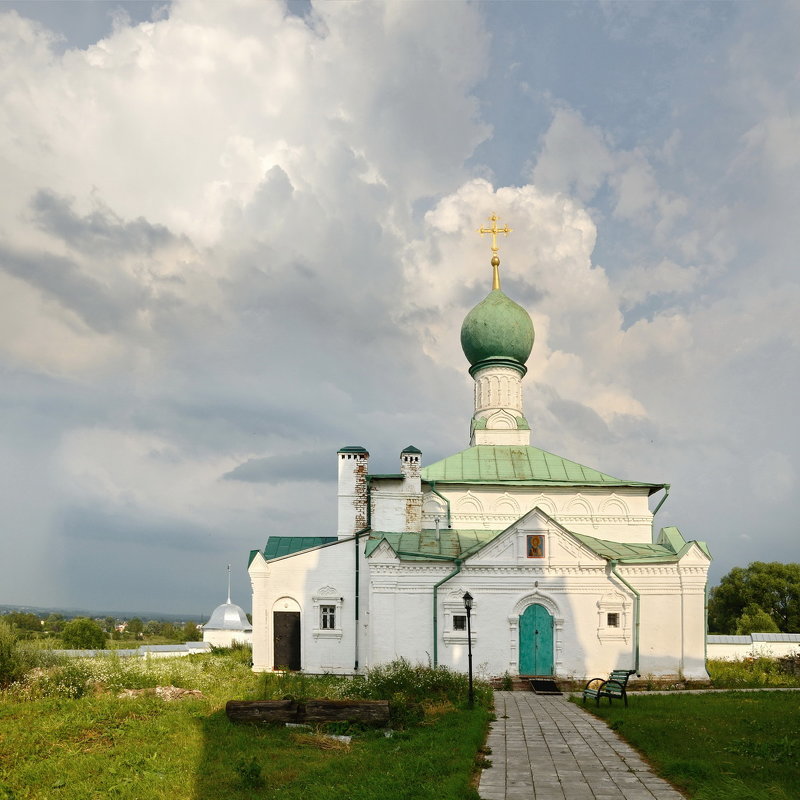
(578, 691, 800, 800)
(0, 655, 492, 800)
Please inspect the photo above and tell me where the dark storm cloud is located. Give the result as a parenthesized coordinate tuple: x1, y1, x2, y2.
(0, 242, 146, 333)
(61, 505, 222, 553)
(30, 190, 181, 256)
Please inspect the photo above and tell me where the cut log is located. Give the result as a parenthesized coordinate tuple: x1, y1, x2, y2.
(225, 699, 391, 725)
(226, 699, 298, 723)
(303, 699, 390, 724)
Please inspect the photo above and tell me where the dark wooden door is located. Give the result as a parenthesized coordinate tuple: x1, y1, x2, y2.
(273, 611, 301, 670)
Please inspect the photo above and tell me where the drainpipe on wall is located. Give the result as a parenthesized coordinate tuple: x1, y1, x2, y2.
(704, 578, 709, 667)
(431, 558, 462, 667)
(651, 484, 671, 521)
(610, 559, 640, 674)
(353, 477, 373, 672)
(426, 481, 452, 528)
(353, 526, 370, 672)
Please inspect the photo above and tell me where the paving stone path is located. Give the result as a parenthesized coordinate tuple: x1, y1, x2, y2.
(478, 691, 686, 800)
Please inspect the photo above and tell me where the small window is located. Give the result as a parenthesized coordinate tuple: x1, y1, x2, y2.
(607, 612, 619, 628)
(320, 605, 336, 630)
(527, 534, 545, 558)
(452, 615, 467, 631)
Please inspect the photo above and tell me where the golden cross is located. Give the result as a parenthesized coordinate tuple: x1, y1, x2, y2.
(477, 214, 512, 290)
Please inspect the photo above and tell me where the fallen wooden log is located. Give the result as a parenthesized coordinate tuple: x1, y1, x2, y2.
(226, 699, 298, 723)
(304, 699, 390, 724)
(225, 699, 390, 725)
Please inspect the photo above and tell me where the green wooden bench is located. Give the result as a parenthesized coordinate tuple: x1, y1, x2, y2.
(582, 669, 636, 707)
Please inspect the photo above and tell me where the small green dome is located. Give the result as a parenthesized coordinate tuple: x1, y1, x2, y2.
(460, 289, 534, 372)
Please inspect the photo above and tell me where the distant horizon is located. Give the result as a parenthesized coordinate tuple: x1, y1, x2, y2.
(0, 601, 233, 623)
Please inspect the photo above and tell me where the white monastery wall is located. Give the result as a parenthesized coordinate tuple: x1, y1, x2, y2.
(202, 629, 252, 648)
(707, 640, 800, 660)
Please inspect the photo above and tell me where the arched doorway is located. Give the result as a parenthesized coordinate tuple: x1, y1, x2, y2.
(272, 597, 301, 671)
(519, 603, 553, 675)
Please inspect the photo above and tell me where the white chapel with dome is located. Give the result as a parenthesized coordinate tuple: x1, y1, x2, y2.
(248, 217, 711, 681)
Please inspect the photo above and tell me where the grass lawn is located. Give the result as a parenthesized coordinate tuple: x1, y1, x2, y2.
(579, 691, 800, 800)
(0, 655, 491, 800)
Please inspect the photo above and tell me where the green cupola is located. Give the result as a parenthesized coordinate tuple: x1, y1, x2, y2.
(460, 287, 534, 376)
(461, 214, 534, 376)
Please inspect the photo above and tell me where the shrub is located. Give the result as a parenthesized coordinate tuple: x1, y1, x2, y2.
(358, 659, 492, 707)
(0, 620, 44, 687)
(61, 618, 107, 650)
(707, 657, 800, 688)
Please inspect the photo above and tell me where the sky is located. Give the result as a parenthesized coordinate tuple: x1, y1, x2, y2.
(0, 0, 797, 617)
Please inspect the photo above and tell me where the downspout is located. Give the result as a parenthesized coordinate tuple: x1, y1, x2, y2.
(432, 558, 462, 667)
(651, 484, 671, 520)
(704, 578, 709, 667)
(427, 481, 452, 528)
(354, 477, 373, 672)
(610, 560, 640, 673)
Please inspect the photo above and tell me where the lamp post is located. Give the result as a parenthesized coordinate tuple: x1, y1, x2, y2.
(463, 591, 474, 708)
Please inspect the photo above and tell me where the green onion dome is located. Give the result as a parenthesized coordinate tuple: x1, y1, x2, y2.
(460, 289, 534, 375)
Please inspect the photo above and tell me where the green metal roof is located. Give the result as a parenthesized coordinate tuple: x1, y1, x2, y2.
(338, 445, 368, 454)
(366, 525, 706, 565)
(572, 533, 679, 562)
(401, 445, 422, 454)
(262, 536, 338, 560)
(421, 445, 663, 492)
(572, 527, 710, 563)
(365, 529, 502, 561)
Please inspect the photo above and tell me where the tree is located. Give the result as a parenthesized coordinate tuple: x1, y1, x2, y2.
(5, 612, 42, 634)
(43, 613, 65, 633)
(160, 622, 178, 640)
(127, 617, 144, 636)
(708, 562, 800, 634)
(182, 621, 202, 642)
(734, 604, 781, 635)
(103, 616, 117, 633)
(61, 618, 107, 650)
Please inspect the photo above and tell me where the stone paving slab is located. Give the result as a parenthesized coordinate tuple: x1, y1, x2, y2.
(478, 691, 686, 800)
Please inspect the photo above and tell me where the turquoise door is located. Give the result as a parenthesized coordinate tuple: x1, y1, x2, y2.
(519, 604, 554, 675)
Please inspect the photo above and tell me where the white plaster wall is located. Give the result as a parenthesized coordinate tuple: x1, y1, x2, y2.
(368, 561, 647, 681)
(249, 539, 365, 673)
(624, 563, 709, 680)
(423, 486, 654, 543)
(370, 478, 422, 533)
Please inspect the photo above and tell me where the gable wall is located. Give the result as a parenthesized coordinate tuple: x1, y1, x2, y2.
(249, 540, 369, 674)
(366, 511, 708, 680)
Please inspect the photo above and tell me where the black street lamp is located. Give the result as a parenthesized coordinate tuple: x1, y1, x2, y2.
(463, 591, 474, 708)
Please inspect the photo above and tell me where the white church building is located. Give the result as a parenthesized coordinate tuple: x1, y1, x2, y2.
(248, 220, 711, 681)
